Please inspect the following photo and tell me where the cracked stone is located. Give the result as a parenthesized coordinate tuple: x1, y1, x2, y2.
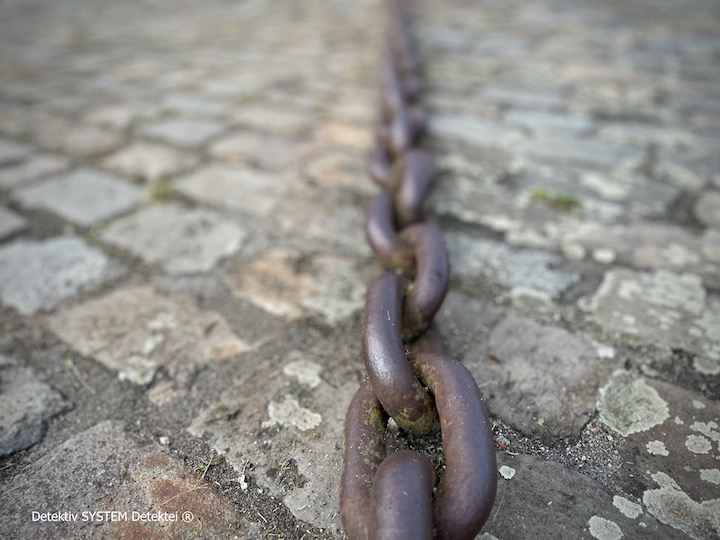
(49, 286, 250, 386)
(0, 355, 71, 457)
(13, 168, 144, 226)
(0, 235, 122, 314)
(100, 203, 246, 275)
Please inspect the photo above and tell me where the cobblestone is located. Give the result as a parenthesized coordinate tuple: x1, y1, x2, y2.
(138, 118, 226, 148)
(446, 232, 579, 298)
(0, 236, 121, 314)
(224, 249, 365, 323)
(100, 203, 246, 274)
(101, 141, 199, 183)
(208, 131, 300, 171)
(487, 314, 620, 437)
(13, 169, 144, 226)
(49, 286, 250, 386)
(176, 164, 288, 217)
(581, 269, 720, 375)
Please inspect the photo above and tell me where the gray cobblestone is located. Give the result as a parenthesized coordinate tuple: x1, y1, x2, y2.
(446, 232, 579, 298)
(100, 203, 246, 275)
(138, 118, 226, 148)
(50, 286, 250, 386)
(176, 164, 288, 217)
(13, 168, 144, 226)
(0, 236, 121, 314)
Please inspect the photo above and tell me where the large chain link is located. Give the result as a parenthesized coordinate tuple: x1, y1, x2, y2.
(340, 0, 497, 538)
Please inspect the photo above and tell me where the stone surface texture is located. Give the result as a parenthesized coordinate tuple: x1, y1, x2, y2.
(13, 168, 144, 226)
(0, 0, 718, 539)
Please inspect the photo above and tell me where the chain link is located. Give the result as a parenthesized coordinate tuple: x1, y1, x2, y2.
(340, 0, 497, 538)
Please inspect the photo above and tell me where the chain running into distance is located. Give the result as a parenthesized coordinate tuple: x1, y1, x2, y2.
(340, 1, 498, 538)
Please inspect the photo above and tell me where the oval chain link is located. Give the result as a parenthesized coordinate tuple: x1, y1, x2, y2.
(340, 0, 498, 538)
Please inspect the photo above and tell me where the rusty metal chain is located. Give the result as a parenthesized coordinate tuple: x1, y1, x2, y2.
(340, 0, 497, 538)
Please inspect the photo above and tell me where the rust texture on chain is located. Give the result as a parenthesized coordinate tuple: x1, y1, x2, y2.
(340, 0, 498, 538)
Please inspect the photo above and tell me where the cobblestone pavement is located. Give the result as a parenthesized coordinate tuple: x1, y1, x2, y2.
(1, 0, 719, 538)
